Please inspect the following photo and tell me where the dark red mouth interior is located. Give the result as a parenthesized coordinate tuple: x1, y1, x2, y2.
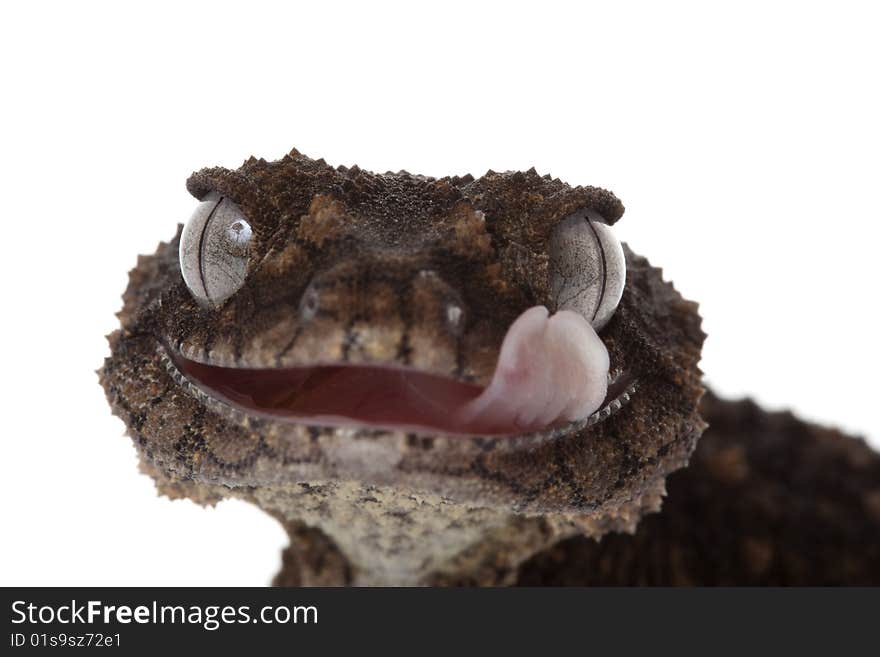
(175, 355, 494, 434)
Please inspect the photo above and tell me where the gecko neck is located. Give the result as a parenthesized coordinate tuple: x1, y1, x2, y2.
(237, 481, 579, 586)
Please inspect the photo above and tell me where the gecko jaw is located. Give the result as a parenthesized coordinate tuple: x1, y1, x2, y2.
(159, 341, 635, 439)
(157, 306, 616, 437)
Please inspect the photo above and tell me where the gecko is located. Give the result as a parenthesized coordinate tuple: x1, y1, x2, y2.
(100, 149, 880, 585)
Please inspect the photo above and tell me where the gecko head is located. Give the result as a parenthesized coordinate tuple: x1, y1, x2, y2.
(101, 149, 705, 521)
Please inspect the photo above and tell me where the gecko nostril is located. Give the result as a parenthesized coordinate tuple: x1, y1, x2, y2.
(300, 285, 321, 322)
(446, 303, 464, 335)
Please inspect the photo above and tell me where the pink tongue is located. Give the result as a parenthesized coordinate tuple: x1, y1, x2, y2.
(454, 306, 609, 434)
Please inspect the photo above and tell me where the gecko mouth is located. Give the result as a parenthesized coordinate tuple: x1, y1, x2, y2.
(167, 306, 632, 437)
(169, 351, 634, 437)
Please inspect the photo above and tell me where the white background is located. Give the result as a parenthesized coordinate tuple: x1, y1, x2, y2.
(1, 1, 878, 586)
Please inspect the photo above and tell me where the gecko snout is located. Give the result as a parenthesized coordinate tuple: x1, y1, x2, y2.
(299, 257, 468, 341)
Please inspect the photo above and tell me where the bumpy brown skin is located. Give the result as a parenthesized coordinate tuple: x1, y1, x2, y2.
(517, 393, 880, 585)
(100, 149, 706, 585)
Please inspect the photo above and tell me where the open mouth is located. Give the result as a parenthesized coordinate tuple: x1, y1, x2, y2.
(175, 355, 483, 433)
(166, 351, 634, 438)
(165, 306, 634, 437)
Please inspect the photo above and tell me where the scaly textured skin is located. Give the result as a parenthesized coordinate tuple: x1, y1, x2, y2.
(100, 149, 706, 585)
(517, 393, 880, 585)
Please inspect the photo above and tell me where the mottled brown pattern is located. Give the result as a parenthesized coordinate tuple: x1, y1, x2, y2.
(517, 393, 880, 585)
(100, 148, 706, 585)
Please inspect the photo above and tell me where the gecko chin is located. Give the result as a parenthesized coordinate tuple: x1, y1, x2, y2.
(164, 307, 634, 438)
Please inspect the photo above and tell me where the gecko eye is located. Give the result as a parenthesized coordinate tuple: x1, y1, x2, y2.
(179, 193, 252, 308)
(548, 208, 626, 331)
